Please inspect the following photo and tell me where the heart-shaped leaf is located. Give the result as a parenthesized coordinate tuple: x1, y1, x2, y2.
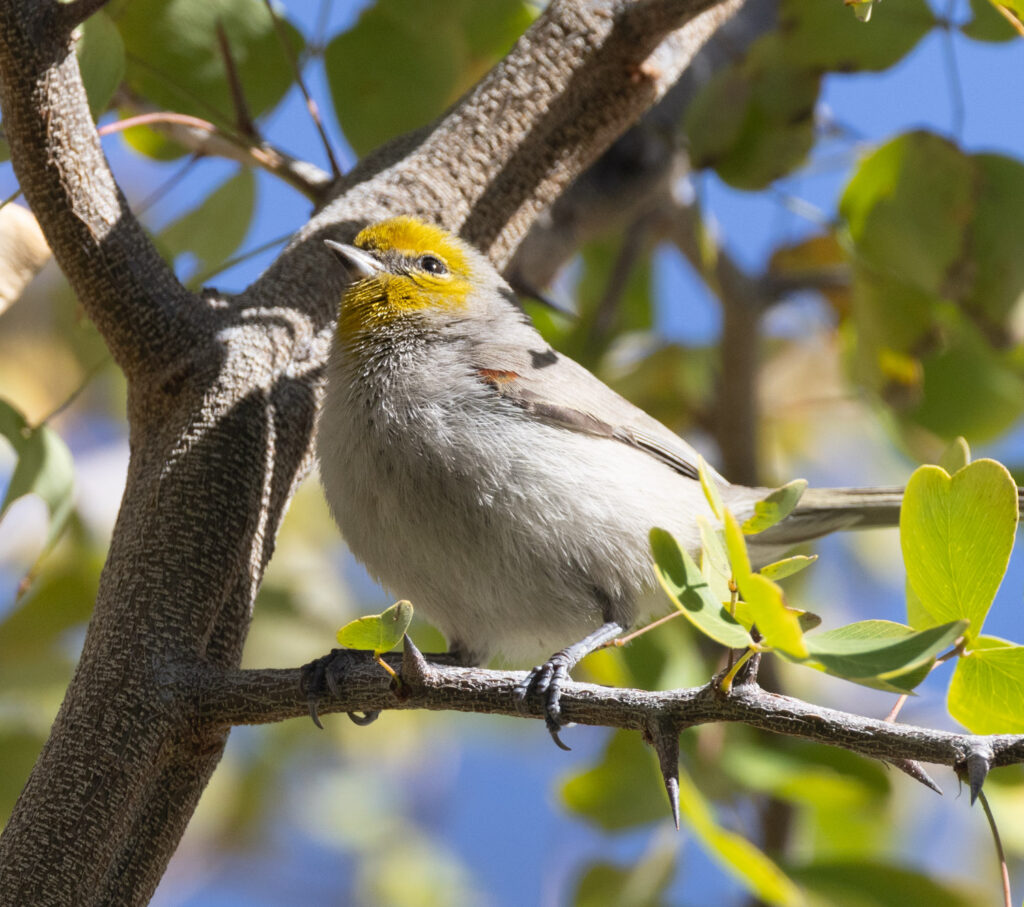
(901, 459, 1018, 637)
(337, 600, 413, 656)
(948, 636, 1024, 734)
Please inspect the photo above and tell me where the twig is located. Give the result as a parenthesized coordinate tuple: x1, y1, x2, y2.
(100, 109, 332, 202)
(977, 790, 1012, 907)
(261, 0, 342, 179)
(215, 21, 258, 140)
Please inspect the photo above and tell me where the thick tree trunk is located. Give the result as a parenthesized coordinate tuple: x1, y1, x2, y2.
(0, 1, 741, 902)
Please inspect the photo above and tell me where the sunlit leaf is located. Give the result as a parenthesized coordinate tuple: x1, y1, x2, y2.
(784, 619, 967, 693)
(698, 457, 725, 521)
(901, 460, 1018, 636)
(948, 636, 1024, 734)
(759, 555, 817, 582)
(650, 528, 751, 649)
(742, 479, 808, 534)
(337, 600, 414, 656)
(724, 513, 807, 657)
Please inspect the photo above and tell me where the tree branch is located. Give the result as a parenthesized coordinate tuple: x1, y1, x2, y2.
(192, 652, 1024, 776)
(0, 1, 199, 379)
(247, 0, 744, 331)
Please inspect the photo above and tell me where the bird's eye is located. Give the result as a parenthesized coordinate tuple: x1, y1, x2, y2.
(419, 254, 447, 275)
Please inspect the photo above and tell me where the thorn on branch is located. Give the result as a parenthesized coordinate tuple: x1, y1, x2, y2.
(888, 758, 943, 795)
(400, 634, 432, 689)
(964, 744, 994, 805)
(646, 719, 682, 830)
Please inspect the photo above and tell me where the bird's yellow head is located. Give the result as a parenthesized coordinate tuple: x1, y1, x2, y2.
(328, 217, 478, 341)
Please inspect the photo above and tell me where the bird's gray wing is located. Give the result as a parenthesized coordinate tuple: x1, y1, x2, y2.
(471, 342, 717, 483)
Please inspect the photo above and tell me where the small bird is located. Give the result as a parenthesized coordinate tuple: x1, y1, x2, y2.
(317, 216, 905, 744)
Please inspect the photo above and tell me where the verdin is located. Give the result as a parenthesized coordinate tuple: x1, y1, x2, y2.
(316, 216, 903, 742)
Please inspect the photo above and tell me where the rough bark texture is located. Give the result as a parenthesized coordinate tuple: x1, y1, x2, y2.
(0, 0, 746, 903)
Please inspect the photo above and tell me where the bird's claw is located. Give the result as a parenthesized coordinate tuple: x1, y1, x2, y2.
(514, 651, 574, 751)
(300, 648, 381, 728)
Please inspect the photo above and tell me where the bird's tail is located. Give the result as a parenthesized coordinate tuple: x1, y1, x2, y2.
(751, 484, 1024, 550)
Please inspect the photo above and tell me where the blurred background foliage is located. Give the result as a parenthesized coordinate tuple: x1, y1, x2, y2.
(1, 0, 1024, 904)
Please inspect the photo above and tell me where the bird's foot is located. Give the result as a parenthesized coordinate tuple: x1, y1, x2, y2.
(514, 650, 575, 751)
(300, 648, 381, 729)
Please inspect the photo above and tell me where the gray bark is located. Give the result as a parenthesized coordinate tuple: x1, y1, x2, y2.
(0, 0, 744, 902)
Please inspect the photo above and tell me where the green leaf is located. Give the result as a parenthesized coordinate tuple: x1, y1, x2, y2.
(160, 169, 255, 284)
(572, 840, 677, 907)
(786, 619, 968, 693)
(780, 0, 936, 71)
(909, 324, 1024, 441)
(676, 767, 803, 906)
(742, 479, 808, 534)
(937, 436, 971, 474)
(789, 859, 987, 907)
(324, 0, 533, 157)
(326, 0, 463, 156)
(724, 513, 808, 658)
(650, 528, 751, 650)
(336, 600, 414, 656)
(698, 457, 725, 520)
(948, 637, 1024, 734)
(721, 740, 890, 809)
(114, 0, 302, 147)
(685, 37, 818, 190)
(759, 555, 817, 581)
(961, 0, 1020, 41)
(76, 11, 125, 121)
(842, 132, 974, 298)
(900, 459, 1018, 637)
(561, 730, 667, 831)
(0, 399, 75, 552)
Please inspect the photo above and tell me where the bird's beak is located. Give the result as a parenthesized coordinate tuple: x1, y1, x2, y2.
(324, 239, 384, 280)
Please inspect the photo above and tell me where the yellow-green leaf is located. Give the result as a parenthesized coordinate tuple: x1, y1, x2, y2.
(787, 619, 967, 693)
(937, 436, 971, 474)
(650, 528, 751, 650)
(948, 637, 1024, 734)
(742, 480, 808, 534)
(759, 555, 817, 581)
(724, 513, 807, 657)
(900, 459, 1018, 637)
(676, 766, 803, 906)
(698, 456, 725, 520)
(336, 600, 413, 656)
